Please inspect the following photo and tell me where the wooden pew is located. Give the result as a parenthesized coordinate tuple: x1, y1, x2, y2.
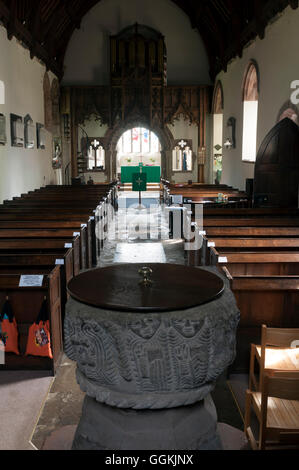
(203, 237, 299, 264)
(206, 238, 299, 250)
(0, 207, 99, 267)
(0, 184, 116, 374)
(0, 228, 88, 270)
(0, 237, 80, 276)
(205, 227, 299, 237)
(0, 214, 97, 266)
(203, 207, 299, 216)
(167, 188, 249, 209)
(202, 227, 299, 265)
(0, 219, 96, 268)
(183, 204, 299, 372)
(25, 185, 116, 209)
(0, 250, 74, 323)
(202, 217, 299, 227)
(0, 267, 63, 374)
(222, 267, 299, 372)
(162, 179, 233, 189)
(210, 249, 299, 275)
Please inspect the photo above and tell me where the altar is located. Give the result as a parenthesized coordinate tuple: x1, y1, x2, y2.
(64, 264, 240, 450)
(121, 165, 161, 183)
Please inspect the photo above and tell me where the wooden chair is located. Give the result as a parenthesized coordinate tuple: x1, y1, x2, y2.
(249, 325, 299, 391)
(245, 371, 299, 450)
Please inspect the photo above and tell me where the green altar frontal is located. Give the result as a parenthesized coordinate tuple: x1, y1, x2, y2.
(121, 166, 161, 183)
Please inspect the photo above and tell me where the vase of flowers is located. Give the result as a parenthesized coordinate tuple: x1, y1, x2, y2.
(214, 154, 223, 184)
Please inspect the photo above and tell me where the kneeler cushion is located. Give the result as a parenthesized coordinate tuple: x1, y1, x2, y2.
(0, 300, 20, 355)
(25, 300, 53, 359)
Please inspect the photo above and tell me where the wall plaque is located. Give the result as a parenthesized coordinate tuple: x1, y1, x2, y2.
(11, 113, 24, 147)
(24, 114, 35, 148)
(0, 114, 6, 145)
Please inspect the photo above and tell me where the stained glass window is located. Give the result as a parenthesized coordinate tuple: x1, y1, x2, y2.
(123, 130, 132, 153)
(142, 128, 150, 153)
(117, 128, 161, 155)
(132, 127, 140, 153)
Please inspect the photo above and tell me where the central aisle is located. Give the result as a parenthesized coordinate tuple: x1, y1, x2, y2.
(98, 191, 186, 267)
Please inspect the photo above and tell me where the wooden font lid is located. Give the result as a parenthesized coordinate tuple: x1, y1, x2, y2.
(67, 263, 224, 312)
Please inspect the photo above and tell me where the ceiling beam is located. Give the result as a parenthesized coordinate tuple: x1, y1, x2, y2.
(215, 0, 299, 76)
(29, 0, 43, 60)
(0, 0, 9, 26)
(253, 0, 266, 39)
(1, 0, 299, 81)
(226, 0, 243, 57)
(6, 0, 17, 40)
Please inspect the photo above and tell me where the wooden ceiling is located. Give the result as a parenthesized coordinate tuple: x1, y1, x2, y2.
(0, 0, 298, 81)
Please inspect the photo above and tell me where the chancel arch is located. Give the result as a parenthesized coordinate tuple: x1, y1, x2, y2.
(105, 119, 174, 181)
(242, 60, 259, 163)
(116, 128, 161, 176)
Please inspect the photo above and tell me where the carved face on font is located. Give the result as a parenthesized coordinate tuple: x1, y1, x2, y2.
(129, 317, 161, 340)
(172, 318, 203, 338)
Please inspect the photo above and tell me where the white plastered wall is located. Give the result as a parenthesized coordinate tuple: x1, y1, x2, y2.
(215, 5, 299, 190)
(0, 26, 57, 202)
(62, 0, 211, 86)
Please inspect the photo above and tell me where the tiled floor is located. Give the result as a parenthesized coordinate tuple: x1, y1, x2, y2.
(0, 371, 53, 450)
(98, 191, 186, 267)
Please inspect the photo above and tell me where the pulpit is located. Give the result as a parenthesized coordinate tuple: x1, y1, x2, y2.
(64, 264, 240, 450)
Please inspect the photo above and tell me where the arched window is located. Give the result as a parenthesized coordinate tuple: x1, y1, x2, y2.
(242, 61, 259, 162)
(0, 80, 5, 105)
(212, 81, 224, 182)
(213, 81, 224, 114)
(116, 128, 161, 173)
(87, 139, 105, 170)
(172, 142, 192, 172)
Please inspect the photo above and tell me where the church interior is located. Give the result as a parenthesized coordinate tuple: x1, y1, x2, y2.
(0, 0, 299, 452)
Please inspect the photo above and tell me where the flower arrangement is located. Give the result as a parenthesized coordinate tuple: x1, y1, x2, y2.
(214, 155, 223, 172)
(214, 153, 223, 184)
